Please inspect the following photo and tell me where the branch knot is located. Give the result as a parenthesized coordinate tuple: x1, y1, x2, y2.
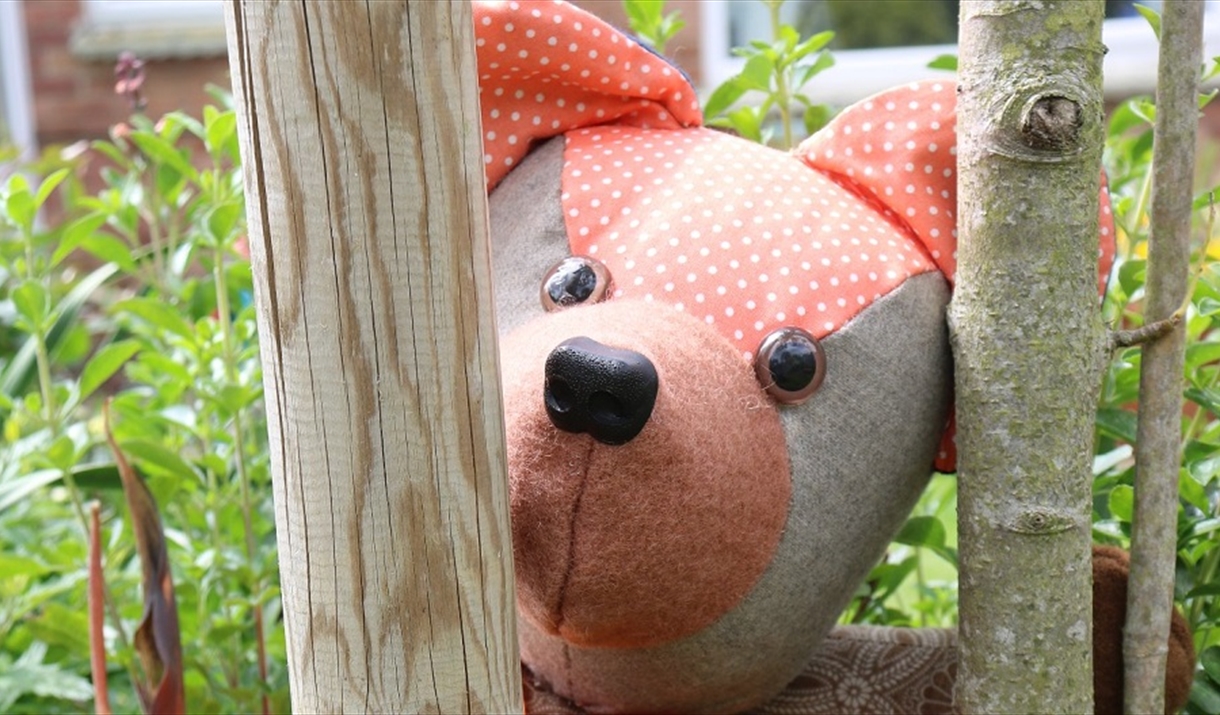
(1020, 96, 1082, 152)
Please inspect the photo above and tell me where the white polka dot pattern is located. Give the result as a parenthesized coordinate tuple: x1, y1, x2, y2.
(563, 126, 935, 351)
(475, 0, 702, 191)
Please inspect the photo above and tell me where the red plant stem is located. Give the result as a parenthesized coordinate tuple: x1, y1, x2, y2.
(88, 503, 113, 715)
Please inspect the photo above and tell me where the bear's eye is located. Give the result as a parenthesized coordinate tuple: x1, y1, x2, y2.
(540, 256, 613, 311)
(754, 327, 826, 405)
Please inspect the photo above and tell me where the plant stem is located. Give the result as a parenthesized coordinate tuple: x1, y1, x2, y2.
(22, 230, 57, 424)
(767, 1, 794, 150)
(213, 242, 270, 714)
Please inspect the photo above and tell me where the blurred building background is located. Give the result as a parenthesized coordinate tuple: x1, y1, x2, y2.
(1, 0, 1218, 161)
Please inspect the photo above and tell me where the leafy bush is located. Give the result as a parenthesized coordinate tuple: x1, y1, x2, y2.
(0, 86, 286, 712)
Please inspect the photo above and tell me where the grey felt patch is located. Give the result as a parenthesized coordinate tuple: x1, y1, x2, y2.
(518, 272, 953, 714)
(489, 136, 571, 334)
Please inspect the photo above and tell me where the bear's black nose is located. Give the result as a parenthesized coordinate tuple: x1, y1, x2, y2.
(543, 337, 658, 445)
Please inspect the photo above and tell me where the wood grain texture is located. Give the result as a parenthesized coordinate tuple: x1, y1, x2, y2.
(223, 1, 520, 711)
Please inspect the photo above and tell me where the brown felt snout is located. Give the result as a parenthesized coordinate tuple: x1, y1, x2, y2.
(501, 300, 791, 650)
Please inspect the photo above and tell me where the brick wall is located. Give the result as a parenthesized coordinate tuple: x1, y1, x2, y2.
(23, 0, 230, 148)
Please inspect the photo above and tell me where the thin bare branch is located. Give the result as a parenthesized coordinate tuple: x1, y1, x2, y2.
(1125, 2, 1205, 713)
(1110, 311, 1184, 350)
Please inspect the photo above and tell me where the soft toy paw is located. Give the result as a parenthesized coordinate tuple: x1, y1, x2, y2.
(473, 2, 1191, 713)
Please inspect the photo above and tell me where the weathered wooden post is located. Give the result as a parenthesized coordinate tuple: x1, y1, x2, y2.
(223, 2, 521, 711)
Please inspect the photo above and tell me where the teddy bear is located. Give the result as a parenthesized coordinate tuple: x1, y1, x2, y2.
(472, 2, 1195, 713)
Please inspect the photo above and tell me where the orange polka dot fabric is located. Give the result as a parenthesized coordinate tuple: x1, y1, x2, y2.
(472, 0, 1117, 473)
(562, 125, 936, 352)
(475, 0, 701, 191)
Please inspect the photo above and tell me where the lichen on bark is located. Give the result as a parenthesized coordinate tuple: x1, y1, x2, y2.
(950, 1, 1107, 713)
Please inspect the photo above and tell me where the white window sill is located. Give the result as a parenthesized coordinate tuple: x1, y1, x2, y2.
(69, 3, 226, 61)
(700, 1, 1220, 105)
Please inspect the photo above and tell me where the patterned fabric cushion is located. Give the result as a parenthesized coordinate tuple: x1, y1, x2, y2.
(522, 626, 960, 715)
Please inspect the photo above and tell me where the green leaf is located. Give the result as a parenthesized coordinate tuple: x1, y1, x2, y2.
(1190, 676, 1220, 715)
(11, 280, 48, 330)
(25, 602, 91, 653)
(777, 25, 800, 54)
(794, 52, 835, 90)
(0, 263, 118, 404)
(166, 109, 205, 139)
(4, 183, 35, 231)
(0, 553, 52, 578)
(1200, 89, 1218, 110)
(1186, 584, 1220, 600)
(726, 105, 764, 143)
(1187, 342, 1220, 370)
(205, 109, 237, 159)
(802, 103, 831, 136)
(33, 168, 70, 208)
(738, 53, 774, 93)
(51, 212, 108, 267)
(927, 54, 958, 71)
(80, 233, 138, 272)
(703, 80, 748, 119)
(89, 138, 132, 168)
(1118, 259, 1147, 296)
(1134, 3, 1161, 40)
(623, 0, 661, 31)
(1096, 407, 1138, 443)
(78, 340, 142, 404)
(894, 515, 946, 548)
(128, 130, 199, 182)
(1180, 468, 1210, 512)
(1186, 387, 1220, 416)
(791, 30, 833, 61)
(120, 438, 200, 483)
(1203, 646, 1220, 683)
(1108, 484, 1134, 522)
(113, 296, 195, 339)
(1199, 298, 1220, 317)
(1131, 98, 1157, 124)
(0, 643, 94, 711)
(206, 201, 244, 245)
(0, 469, 62, 512)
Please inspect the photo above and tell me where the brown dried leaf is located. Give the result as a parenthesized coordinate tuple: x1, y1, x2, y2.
(104, 403, 185, 715)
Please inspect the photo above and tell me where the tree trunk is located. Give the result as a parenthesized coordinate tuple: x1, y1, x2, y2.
(223, 2, 521, 712)
(951, 2, 1107, 713)
(1126, 2, 1204, 712)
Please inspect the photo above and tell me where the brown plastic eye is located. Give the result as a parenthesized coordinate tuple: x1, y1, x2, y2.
(754, 327, 826, 405)
(540, 256, 613, 311)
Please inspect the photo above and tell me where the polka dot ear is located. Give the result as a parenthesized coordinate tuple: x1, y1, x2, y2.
(754, 327, 826, 405)
(473, 0, 702, 192)
(795, 81, 960, 284)
(541, 256, 613, 311)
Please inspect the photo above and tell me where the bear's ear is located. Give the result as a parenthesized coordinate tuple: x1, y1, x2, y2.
(794, 80, 1117, 296)
(796, 80, 1117, 474)
(795, 82, 960, 282)
(474, 0, 701, 191)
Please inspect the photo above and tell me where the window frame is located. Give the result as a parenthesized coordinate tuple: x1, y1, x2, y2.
(70, 0, 227, 60)
(0, 0, 36, 163)
(698, 0, 1220, 104)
